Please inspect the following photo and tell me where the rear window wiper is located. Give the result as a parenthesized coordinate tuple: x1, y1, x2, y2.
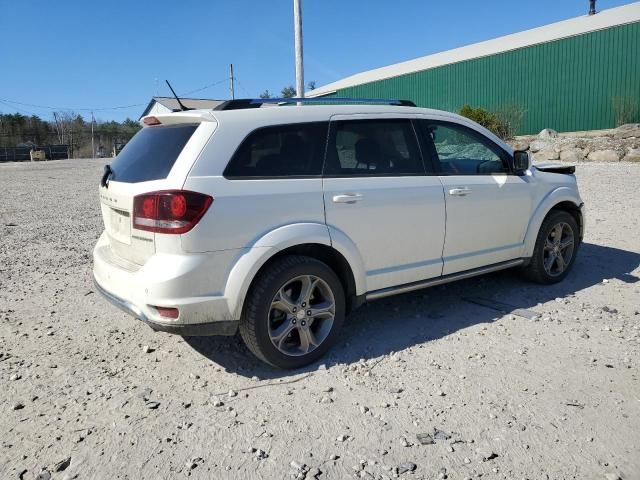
(101, 164, 113, 187)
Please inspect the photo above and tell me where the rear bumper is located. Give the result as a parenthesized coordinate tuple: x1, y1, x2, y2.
(93, 274, 238, 336)
(92, 231, 241, 336)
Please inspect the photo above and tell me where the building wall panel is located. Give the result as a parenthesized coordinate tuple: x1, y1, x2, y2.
(331, 22, 639, 134)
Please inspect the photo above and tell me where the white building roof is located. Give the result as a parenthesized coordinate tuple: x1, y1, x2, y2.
(139, 97, 226, 119)
(308, 2, 640, 97)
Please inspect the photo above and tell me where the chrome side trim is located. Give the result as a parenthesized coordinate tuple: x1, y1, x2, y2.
(93, 275, 149, 322)
(365, 259, 525, 301)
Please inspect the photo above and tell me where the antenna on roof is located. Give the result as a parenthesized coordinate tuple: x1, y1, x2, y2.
(165, 80, 192, 111)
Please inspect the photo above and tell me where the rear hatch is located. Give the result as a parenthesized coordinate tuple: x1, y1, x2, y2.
(99, 113, 216, 266)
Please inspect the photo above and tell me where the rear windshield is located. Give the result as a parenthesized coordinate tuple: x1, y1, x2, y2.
(110, 124, 198, 183)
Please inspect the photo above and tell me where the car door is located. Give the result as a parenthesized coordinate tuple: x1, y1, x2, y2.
(322, 115, 446, 292)
(417, 119, 533, 275)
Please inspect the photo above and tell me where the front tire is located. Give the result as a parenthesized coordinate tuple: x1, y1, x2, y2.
(523, 210, 579, 284)
(239, 255, 345, 369)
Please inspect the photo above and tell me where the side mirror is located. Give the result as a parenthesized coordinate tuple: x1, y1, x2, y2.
(512, 150, 530, 173)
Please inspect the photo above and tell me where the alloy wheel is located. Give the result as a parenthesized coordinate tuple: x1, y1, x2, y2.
(267, 275, 335, 356)
(543, 221, 575, 277)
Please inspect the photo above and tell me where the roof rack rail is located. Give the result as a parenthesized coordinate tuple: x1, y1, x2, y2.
(213, 97, 416, 111)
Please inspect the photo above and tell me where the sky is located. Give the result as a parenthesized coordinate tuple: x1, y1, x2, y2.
(0, 0, 635, 122)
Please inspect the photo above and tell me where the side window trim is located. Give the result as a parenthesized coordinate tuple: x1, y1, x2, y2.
(223, 121, 329, 180)
(421, 119, 514, 176)
(412, 119, 439, 175)
(322, 118, 428, 178)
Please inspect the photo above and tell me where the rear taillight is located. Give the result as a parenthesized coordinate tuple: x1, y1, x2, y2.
(133, 190, 213, 234)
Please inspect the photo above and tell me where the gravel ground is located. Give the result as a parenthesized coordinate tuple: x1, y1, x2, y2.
(1, 159, 639, 480)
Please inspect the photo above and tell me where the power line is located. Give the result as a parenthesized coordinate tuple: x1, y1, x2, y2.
(179, 78, 229, 97)
(232, 77, 252, 98)
(0, 76, 231, 113)
(0, 99, 42, 116)
(0, 97, 145, 112)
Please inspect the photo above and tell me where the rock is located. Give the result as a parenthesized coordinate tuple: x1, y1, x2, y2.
(186, 457, 203, 470)
(433, 429, 451, 441)
(307, 467, 321, 478)
(145, 401, 160, 410)
(321, 386, 333, 393)
(481, 451, 499, 461)
(529, 140, 549, 153)
(53, 456, 71, 472)
(510, 141, 530, 151)
(539, 128, 559, 139)
(228, 389, 238, 398)
(359, 405, 369, 414)
(142, 345, 154, 353)
(290, 460, 306, 471)
(330, 454, 339, 461)
(533, 149, 560, 161)
(212, 398, 224, 407)
(397, 462, 417, 474)
(254, 449, 268, 460)
(12, 402, 24, 410)
(337, 434, 348, 442)
(416, 432, 435, 445)
(35, 470, 51, 480)
(463, 457, 471, 464)
(388, 387, 403, 394)
(623, 148, 640, 162)
(602, 306, 618, 314)
(435, 390, 446, 397)
(587, 150, 621, 162)
(559, 148, 584, 162)
(613, 123, 640, 139)
(319, 396, 333, 404)
(9, 373, 21, 381)
(604, 473, 622, 480)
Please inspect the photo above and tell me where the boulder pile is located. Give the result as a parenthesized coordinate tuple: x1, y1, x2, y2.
(507, 124, 640, 162)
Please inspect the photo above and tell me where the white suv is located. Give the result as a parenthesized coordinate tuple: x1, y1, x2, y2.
(93, 99, 584, 368)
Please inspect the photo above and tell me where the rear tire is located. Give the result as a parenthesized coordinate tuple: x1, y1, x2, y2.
(523, 210, 580, 284)
(239, 255, 345, 369)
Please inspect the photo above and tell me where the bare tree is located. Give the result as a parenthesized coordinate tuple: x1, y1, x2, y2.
(281, 86, 296, 98)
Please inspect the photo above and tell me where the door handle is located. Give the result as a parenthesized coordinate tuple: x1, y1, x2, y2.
(332, 193, 363, 204)
(448, 187, 472, 196)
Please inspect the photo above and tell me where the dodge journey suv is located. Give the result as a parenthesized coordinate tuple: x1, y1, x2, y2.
(93, 98, 584, 368)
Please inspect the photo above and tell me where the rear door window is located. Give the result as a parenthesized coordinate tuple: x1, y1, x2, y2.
(224, 122, 328, 178)
(110, 124, 198, 183)
(324, 119, 426, 176)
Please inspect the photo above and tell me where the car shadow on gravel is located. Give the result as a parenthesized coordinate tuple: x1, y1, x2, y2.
(184, 242, 640, 379)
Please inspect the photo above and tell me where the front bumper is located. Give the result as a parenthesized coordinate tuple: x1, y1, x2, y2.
(93, 275, 238, 336)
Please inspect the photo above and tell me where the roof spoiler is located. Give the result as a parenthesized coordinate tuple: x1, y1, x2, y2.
(214, 97, 416, 111)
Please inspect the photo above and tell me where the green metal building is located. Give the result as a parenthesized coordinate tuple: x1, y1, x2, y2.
(308, 3, 640, 135)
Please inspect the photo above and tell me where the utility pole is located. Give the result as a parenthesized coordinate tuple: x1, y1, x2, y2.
(293, 0, 304, 101)
(229, 64, 235, 100)
(91, 112, 95, 160)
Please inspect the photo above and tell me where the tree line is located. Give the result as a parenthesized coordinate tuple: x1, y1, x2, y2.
(0, 112, 141, 157)
(259, 81, 316, 100)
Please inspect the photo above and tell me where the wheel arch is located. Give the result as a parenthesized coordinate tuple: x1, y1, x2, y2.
(522, 188, 584, 258)
(224, 223, 366, 319)
(249, 244, 360, 314)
